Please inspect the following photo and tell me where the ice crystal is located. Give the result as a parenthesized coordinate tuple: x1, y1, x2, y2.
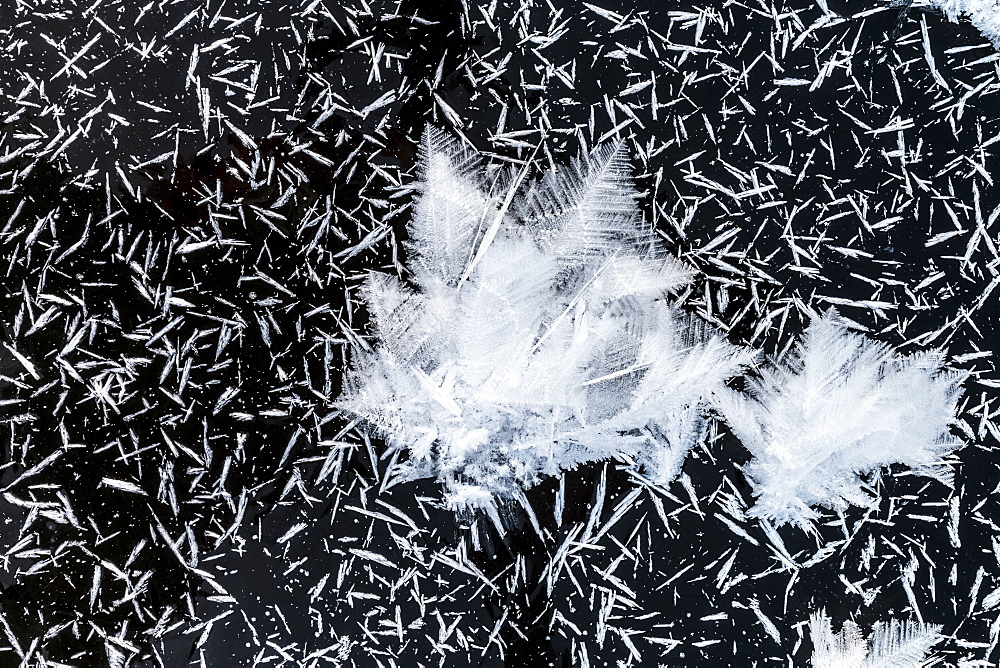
(716, 313, 966, 528)
(810, 611, 943, 668)
(924, 0, 1000, 48)
(338, 126, 752, 514)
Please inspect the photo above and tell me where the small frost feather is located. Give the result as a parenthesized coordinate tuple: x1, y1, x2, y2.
(716, 312, 965, 528)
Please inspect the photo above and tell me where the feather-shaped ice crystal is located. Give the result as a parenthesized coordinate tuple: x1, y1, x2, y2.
(924, 0, 1000, 49)
(716, 313, 965, 528)
(338, 126, 753, 515)
(810, 610, 943, 668)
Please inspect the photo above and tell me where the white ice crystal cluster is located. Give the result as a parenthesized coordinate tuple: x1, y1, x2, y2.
(715, 315, 965, 528)
(338, 126, 966, 527)
(809, 610, 943, 668)
(922, 0, 1000, 48)
(338, 126, 752, 515)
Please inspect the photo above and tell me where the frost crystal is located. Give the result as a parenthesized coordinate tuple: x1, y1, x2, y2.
(809, 611, 943, 668)
(716, 313, 965, 528)
(923, 0, 1000, 48)
(338, 126, 752, 514)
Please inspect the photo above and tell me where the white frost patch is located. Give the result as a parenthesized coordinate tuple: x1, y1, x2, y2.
(810, 610, 943, 667)
(715, 313, 965, 528)
(339, 127, 967, 528)
(922, 0, 1000, 47)
(338, 126, 752, 514)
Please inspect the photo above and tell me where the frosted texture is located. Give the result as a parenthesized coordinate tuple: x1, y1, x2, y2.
(810, 611, 943, 668)
(340, 127, 966, 529)
(338, 126, 752, 514)
(925, 0, 1000, 47)
(716, 314, 966, 528)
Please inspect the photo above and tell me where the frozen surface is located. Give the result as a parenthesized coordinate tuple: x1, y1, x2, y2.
(341, 129, 967, 530)
(0, 0, 997, 664)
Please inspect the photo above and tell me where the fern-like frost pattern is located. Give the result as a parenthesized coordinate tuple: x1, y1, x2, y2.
(339, 127, 750, 514)
(341, 127, 966, 530)
(810, 610, 943, 668)
(716, 314, 966, 528)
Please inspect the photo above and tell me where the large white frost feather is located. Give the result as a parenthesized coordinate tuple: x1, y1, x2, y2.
(338, 127, 752, 513)
(716, 313, 965, 528)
